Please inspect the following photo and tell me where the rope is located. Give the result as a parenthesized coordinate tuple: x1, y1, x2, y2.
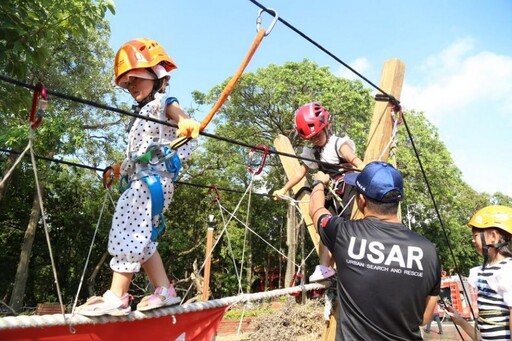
(0, 76, 356, 172)
(28, 132, 66, 320)
(0, 144, 30, 188)
(0, 282, 329, 330)
(70, 190, 112, 316)
(179, 182, 256, 303)
(168, 11, 277, 150)
(238, 172, 255, 294)
(0, 147, 271, 198)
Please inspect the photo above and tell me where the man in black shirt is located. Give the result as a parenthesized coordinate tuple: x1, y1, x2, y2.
(310, 161, 441, 340)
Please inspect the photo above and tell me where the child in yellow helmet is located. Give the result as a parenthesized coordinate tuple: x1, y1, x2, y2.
(446, 205, 512, 341)
(76, 38, 200, 316)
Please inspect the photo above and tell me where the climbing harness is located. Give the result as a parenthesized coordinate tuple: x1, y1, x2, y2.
(118, 96, 184, 241)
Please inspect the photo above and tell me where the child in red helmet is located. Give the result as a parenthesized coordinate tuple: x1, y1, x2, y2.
(76, 38, 200, 316)
(274, 102, 363, 282)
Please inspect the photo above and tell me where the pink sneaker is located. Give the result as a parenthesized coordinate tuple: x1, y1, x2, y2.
(309, 265, 336, 282)
(137, 284, 181, 312)
(75, 290, 132, 316)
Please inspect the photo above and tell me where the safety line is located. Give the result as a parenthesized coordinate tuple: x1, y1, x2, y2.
(248, 0, 393, 100)
(0, 147, 271, 198)
(0, 75, 356, 172)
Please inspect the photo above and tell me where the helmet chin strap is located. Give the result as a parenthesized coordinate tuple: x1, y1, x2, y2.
(480, 231, 509, 269)
(480, 232, 489, 270)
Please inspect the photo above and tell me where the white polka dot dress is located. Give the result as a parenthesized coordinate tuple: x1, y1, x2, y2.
(109, 93, 192, 273)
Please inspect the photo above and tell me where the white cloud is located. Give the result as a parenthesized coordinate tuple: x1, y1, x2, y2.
(403, 40, 512, 124)
(401, 39, 512, 196)
(336, 57, 370, 80)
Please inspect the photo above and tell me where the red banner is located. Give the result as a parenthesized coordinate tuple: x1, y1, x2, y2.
(0, 306, 228, 341)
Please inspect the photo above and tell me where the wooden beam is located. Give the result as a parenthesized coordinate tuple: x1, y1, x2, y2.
(273, 135, 320, 255)
(351, 58, 406, 220)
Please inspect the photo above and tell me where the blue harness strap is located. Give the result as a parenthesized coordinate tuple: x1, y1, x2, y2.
(141, 174, 166, 242)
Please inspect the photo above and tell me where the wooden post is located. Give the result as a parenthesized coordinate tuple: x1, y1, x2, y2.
(201, 215, 215, 301)
(321, 59, 406, 340)
(273, 135, 321, 255)
(351, 58, 406, 219)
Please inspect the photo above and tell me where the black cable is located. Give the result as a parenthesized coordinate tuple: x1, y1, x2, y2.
(248, 0, 393, 99)
(0, 74, 356, 171)
(0, 147, 270, 198)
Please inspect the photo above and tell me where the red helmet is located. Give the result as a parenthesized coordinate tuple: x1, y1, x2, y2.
(294, 102, 329, 139)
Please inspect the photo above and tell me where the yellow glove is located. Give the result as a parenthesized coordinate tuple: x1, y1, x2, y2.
(177, 118, 200, 139)
(313, 171, 330, 185)
(273, 188, 287, 200)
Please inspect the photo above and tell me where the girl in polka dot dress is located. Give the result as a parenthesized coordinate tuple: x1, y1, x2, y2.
(76, 38, 200, 316)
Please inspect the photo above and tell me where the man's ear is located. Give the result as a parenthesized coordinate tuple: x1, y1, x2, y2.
(356, 193, 366, 211)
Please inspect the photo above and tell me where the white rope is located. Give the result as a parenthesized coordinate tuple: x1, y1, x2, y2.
(218, 205, 303, 270)
(70, 190, 111, 316)
(28, 133, 66, 321)
(0, 143, 30, 187)
(0, 282, 330, 330)
(238, 172, 256, 294)
(179, 182, 254, 303)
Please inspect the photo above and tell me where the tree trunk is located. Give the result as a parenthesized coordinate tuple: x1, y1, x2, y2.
(9, 189, 43, 312)
(285, 203, 297, 287)
(87, 250, 109, 296)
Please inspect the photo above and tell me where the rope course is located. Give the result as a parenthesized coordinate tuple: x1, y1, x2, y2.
(0, 282, 328, 330)
(0, 1, 475, 339)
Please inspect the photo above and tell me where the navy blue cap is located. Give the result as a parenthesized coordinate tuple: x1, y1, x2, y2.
(344, 161, 404, 203)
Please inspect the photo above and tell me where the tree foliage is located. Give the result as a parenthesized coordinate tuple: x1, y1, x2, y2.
(1, 7, 511, 312)
(0, 0, 120, 311)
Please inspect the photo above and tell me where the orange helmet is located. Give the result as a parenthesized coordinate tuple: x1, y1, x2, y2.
(114, 38, 177, 86)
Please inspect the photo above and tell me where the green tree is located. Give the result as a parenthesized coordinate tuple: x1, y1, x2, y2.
(0, 0, 118, 312)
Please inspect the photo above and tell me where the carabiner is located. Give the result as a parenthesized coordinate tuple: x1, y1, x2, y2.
(256, 8, 278, 36)
(248, 144, 269, 175)
(207, 184, 221, 204)
(30, 82, 47, 130)
(102, 165, 115, 189)
(102, 163, 121, 189)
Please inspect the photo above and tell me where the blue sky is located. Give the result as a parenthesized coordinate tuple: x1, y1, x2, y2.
(107, 1, 512, 197)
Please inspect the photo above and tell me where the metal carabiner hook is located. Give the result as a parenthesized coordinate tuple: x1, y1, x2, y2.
(248, 144, 269, 175)
(256, 8, 278, 36)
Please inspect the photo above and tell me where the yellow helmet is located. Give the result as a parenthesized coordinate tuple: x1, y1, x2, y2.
(114, 38, 177, 86)
(468, 205, 512, 235)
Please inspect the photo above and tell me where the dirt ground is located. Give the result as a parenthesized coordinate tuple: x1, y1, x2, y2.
(215, 302, 473, 341)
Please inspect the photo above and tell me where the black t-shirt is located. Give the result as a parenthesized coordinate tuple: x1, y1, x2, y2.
(317, 215, 441, 341)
